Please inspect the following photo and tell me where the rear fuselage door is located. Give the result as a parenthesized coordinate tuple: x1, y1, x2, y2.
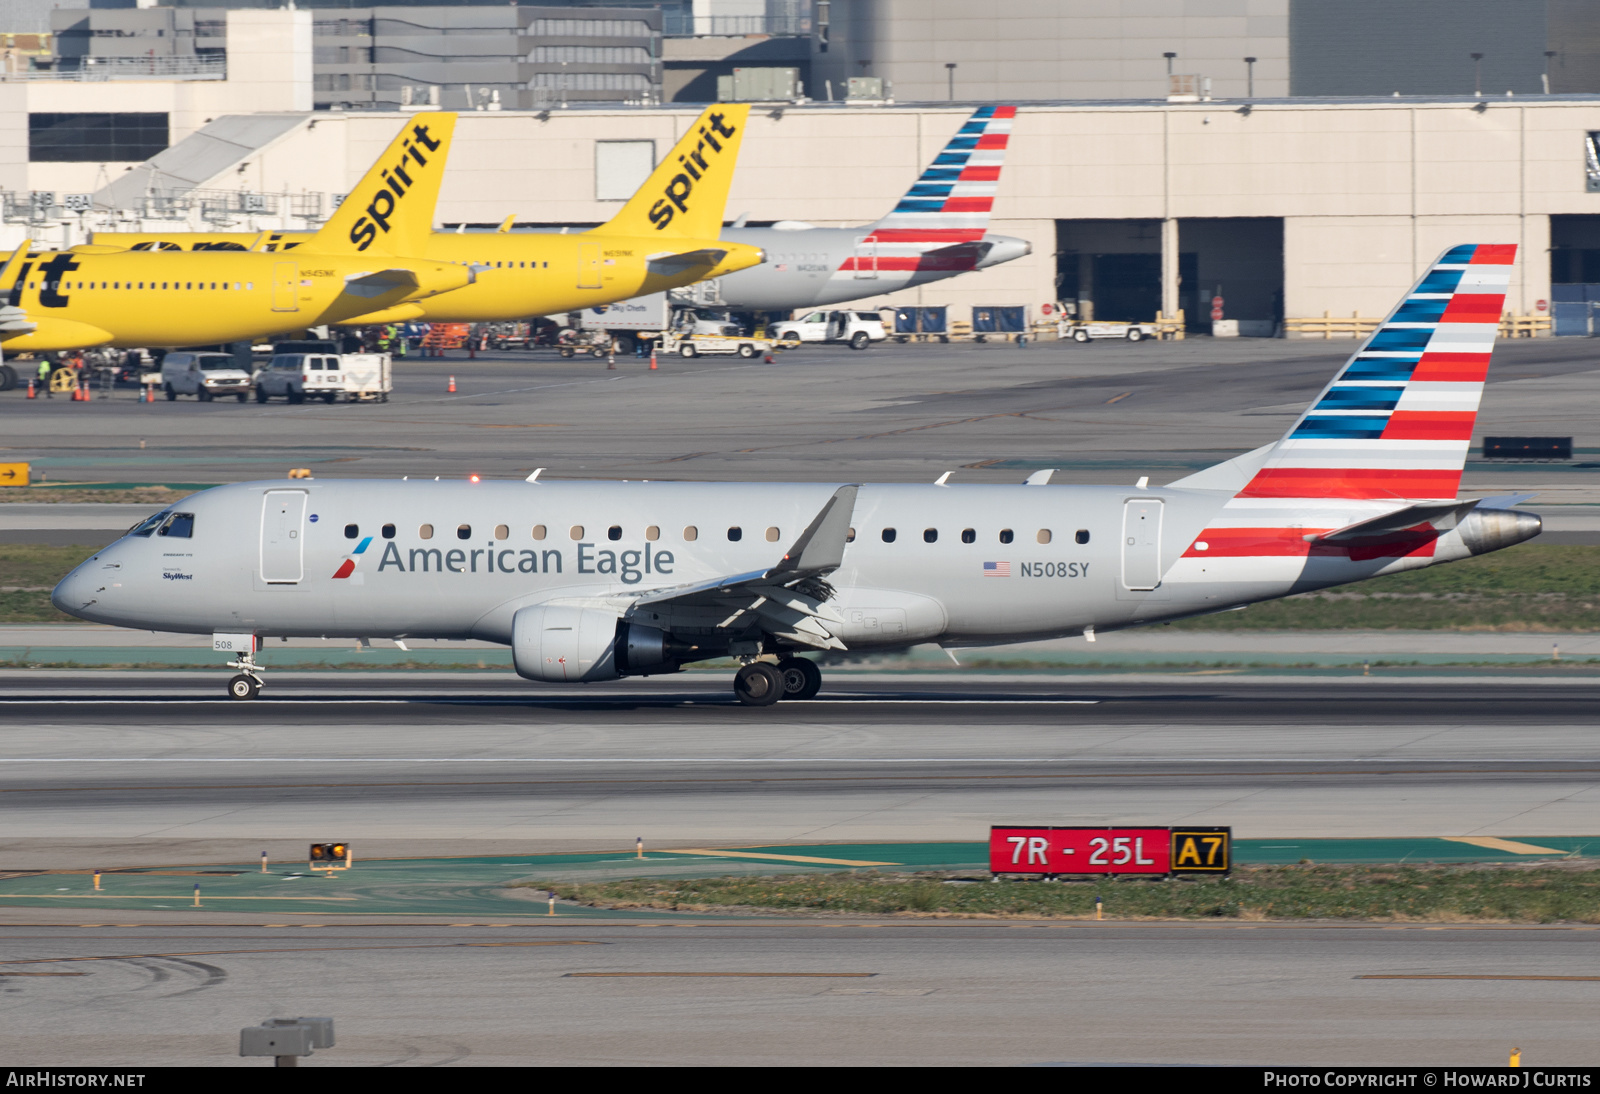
(272, 262, 299, 312)
(260, 490, 307, 583)
(853, 236, 877, 279)
(1121, 498, 1164, 590)
(578, 243, 602, 288)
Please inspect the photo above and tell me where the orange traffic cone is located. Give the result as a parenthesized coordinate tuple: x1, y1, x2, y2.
(80, 382, 90, 402)
(25, 380, 35, 399)
(448, 374, 456, 393)
(648, 347, 658, 371)
(144, 383, 154, 403)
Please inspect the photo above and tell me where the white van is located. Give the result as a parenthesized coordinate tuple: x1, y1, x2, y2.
(159, 352, 254, 402)
(774, 310, 888, 350)
(255, 352, 392, 403)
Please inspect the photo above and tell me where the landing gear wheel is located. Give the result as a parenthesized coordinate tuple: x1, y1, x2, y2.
(776, 657, 822, 701)
(849, 331, 870, 350)
(227, 674, 260, 700)
(1072, 328, 1090, 343)
(679, 342, 698, 358)
(733, 662, 784, 706)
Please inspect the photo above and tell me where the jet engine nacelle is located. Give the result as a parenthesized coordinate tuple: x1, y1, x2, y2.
(511, 604, 622, 683)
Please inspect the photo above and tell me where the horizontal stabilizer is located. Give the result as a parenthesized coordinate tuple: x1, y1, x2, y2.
(1307, 500, 1481, 543)
(645, 248, 729, 274)
(343, 269, 422, 299)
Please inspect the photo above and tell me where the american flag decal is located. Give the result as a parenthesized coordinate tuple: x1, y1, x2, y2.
(983, 561, 1010, 577)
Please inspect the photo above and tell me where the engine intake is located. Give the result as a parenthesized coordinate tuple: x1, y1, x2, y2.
(511, 604, 621, 683)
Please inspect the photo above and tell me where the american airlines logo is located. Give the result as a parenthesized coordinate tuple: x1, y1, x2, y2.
(647, 112, 738, 232)
(368, 540, 676, 584)
(347, 122, 443, 252)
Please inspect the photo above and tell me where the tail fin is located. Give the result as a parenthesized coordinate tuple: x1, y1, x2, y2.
(300, 112, 457, 256)
(869, 105, 1016, 241)
(1230, 244, 1516, 502)
(593, 104, 750, 239)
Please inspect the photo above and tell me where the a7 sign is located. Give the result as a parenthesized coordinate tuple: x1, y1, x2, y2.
(989, 826, 1231, 876)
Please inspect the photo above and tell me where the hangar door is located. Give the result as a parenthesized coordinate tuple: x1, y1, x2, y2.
(1121, 499, 1164, 590)
(260, 491, 306, 584)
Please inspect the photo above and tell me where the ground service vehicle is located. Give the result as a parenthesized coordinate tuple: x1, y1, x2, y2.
(0, 114, 473, 352)
(774, 310, 887, 349)
(96, 106, 766, 327)
(160, 351, 253, 401)
(255, 351, 391, 403)
(54, 245, 1540, 708)
(1062, 320, 1157, 343)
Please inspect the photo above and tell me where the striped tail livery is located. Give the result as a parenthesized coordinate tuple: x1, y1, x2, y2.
(1167, 243, 1539, 589)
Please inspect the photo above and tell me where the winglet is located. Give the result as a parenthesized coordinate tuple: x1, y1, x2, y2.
(497, 215, 516, 233)
(768, 485, 859, 577)
(592, 104, 750, 239)
(0, 239, 32, 296)
(1023, 469, 1055, 486)
(525, 468, 545, 483)
(300, 112, 457, 257)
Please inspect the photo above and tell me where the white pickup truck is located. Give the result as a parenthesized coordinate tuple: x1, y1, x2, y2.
(254, 352, 392, 404)
(773, 310, 888, 350)
(160, 351, 254, 402)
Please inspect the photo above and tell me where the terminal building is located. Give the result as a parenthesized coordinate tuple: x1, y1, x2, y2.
(3, 1, 1600, 334)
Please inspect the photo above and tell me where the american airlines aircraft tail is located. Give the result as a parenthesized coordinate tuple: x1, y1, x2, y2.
(861, 103, 1015, 253)
(53, 245, 1539, 706)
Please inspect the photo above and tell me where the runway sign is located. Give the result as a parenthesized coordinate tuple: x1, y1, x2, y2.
(989, 826, 1231, 876)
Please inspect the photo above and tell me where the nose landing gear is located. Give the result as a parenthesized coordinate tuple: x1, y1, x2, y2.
(225, 649, 264, 700)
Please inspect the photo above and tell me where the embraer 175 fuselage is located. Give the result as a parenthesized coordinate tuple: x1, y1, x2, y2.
(54, 244, 1540, 705)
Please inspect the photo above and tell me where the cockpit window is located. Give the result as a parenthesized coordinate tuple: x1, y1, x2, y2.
(128, 512, 168, 538)
(158, 513, 195, 539)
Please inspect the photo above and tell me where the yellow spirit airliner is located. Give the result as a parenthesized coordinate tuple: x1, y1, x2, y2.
(0, 113, 472, 352)
(95, 105, 766, 326)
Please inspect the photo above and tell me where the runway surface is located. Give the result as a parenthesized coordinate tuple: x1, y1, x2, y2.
(3, 920, 1598, 1066)
(3, 674, 1599, 863)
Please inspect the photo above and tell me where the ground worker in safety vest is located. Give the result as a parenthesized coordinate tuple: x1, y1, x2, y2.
(36, 359, 52, 399)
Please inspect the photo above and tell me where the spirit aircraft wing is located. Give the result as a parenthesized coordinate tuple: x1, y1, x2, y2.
(630, 484, 858, 651)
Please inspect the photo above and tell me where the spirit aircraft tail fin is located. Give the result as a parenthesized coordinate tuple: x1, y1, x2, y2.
(867, 105, 1016, 242)
(594, 104, 750, 239)
(300, 112, 457, 257)
(1215, 244, 1515, 503)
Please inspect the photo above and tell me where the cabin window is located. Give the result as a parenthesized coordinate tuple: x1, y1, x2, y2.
(882, 528, 897, 543)
(645, 525, 660, 541)
(382, 524, 395, 539)
(846, 527, 856, 542)
(570, 525, 584, 540)
(344, 524, 359, 539)
(727, 526, 742, 542)
(924, 528, 938, 543)
(999, 529, 1014, 544)
(419, 524, 434, 540)
(961, 528, 975, 543)
(608, 525, 622, 541)
(683, 525, 698, 541)
(765, 527, 780, 542)
(494, 524, 509, 540)
(456, 524, 472, 540)
(158, 512, 194, 539)
(1076, 529, 1090, 544)
(532, 525, 547, 540)
(1037, 529, 1052, 544)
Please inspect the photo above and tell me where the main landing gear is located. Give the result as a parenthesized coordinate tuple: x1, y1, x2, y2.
(226, 649, 264, 700)
(733, 657, 822, 706)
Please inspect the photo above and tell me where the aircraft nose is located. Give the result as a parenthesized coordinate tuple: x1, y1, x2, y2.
(52, 558, 109, 621)
(978, 235, 1032, 268)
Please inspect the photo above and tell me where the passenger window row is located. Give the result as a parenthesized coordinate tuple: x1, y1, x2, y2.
(346, 522, 1089, 548)
(31, 280, 252, 291)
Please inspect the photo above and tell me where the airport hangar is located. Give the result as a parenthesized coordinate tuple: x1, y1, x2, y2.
(11, 92, 1600, 334)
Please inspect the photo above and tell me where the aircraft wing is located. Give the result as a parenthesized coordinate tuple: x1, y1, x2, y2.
(0, 305, 36, 335)
(1306, 500, 1483, 543)
(645, 248, 730, 275)
(630, 485, 858, 650)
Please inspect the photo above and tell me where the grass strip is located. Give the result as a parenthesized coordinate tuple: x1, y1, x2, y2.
(523, 863, 1600, 923)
